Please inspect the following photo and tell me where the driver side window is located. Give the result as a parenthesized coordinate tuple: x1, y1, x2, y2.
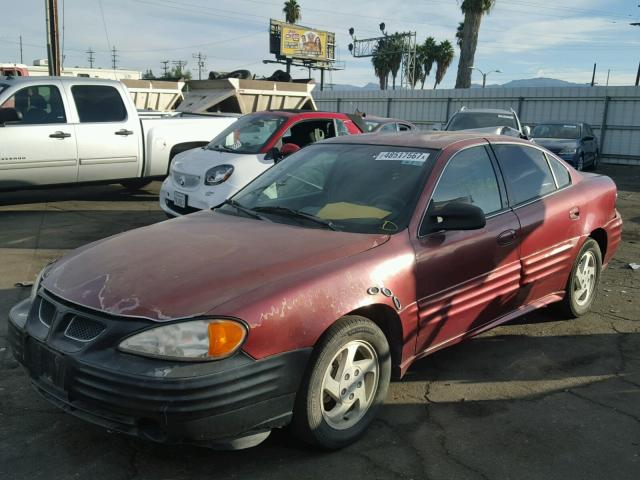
(430, 146, 502, 215)
(0, 85, 66, 125)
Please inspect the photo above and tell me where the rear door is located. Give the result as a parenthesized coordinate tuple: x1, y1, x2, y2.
(492, 143, 583, 305)
(412, 144, 522, 353)
(0, 82, 78, 187)
(67, 84, 142, 182)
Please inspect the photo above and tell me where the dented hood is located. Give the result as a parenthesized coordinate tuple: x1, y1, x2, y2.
(42, 211, 388, 321)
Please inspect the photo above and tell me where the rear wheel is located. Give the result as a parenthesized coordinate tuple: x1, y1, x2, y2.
(120, 179, 152, 191)
(560, 238, 602, 317)
(292, 316, 391, 449)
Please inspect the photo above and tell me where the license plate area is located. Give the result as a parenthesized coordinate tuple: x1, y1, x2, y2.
(26, 338, 67, 391)
(174, 191, 187, 208)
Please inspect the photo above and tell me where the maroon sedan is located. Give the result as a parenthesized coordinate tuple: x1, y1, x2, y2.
(9, 132, 622, 450)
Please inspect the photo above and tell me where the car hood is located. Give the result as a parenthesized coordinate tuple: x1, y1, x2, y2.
(172, 147, 267, 176)
(531, 138, 578, 153)
(42, 212, 389, 321)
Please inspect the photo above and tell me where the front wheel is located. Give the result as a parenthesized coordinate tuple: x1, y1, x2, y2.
(560, 238, 602, 317)
(292, 316, 391, 449)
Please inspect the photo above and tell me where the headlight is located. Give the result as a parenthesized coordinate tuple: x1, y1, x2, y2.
(204, 165, 234, 186)
(559, 146, 577, 155)
(119, 319, 247, 361)
(29, 263, 54, 303)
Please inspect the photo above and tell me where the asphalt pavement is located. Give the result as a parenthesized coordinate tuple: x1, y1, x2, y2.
(0, 167, 638, 480)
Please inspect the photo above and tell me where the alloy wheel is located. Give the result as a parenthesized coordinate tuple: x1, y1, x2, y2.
(574, 250, 597, 307)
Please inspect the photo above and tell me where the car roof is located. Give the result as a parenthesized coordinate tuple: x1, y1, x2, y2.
(362, 115, 410, 124)
(456, 108, 515, 115)
(261, 109, 348, 119)
(0, 76, 122, 87)
(321, 131, 531, 150)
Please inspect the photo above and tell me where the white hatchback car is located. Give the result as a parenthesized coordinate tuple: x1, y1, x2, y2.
(159, 110, 362, 216)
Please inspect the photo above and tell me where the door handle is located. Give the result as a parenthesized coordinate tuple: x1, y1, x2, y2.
(115, 129, 134, 136)
(49, 131, 71, 139)
(497, 229, 517, 246)
(569, 207, 580, 220)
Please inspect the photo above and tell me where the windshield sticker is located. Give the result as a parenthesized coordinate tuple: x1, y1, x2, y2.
(375, 151, 430, 163)
(498, 115, 514, 119)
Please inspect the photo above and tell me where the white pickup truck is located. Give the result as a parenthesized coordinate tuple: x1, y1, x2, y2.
(0, 76, 236, 190)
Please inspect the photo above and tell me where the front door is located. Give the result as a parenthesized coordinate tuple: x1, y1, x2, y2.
(412, 145, 522, 353)
(0, 82, 77, 188)
(66, 84, 141, 182)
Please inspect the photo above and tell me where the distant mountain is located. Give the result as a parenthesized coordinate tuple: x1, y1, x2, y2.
(325, 77, 584, 91)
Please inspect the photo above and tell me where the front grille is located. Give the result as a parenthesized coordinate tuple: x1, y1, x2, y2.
(166, 199, 200, 215)
(38, 298, 56, 327)
(64, 315, 105, 342)
(171, 171, 200, 188)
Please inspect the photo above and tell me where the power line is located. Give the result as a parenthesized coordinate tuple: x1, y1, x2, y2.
(97, 0, 112, 52)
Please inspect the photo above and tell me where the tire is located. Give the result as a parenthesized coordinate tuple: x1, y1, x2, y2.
(120, 179, 152, 191)
(291, 315, 391, 450)
(560, 238, 602, 318)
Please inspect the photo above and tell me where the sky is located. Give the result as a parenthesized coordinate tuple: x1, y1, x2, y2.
(1, 0, 639, 88)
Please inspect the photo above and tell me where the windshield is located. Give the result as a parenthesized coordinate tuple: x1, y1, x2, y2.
(447, 112, 518, 131)
(531, 123, 580, 139)
(222, 143, 437, 234)
(207, 113, 286, 154)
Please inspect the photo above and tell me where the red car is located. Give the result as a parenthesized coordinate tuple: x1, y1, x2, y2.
(9, 132, 622, 450)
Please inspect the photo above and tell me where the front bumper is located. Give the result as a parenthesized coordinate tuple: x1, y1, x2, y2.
(9, 293, 311, 447)
(160, 177, 237, 217)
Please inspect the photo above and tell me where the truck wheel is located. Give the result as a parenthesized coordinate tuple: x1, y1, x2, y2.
(560, 238, 602, 318)
(291, 316, 391, 450)
(121, 179, 152, 191)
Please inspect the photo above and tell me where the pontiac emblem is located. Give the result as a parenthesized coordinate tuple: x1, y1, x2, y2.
(179, 175, 186, 186)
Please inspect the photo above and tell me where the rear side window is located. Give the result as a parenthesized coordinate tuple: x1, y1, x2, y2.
(493, 145, 556, 205)
(430, 146, 502, 215)
(398, 123, 412, 132)
(547, 155, 571, 188)
(72, 85, 127, 123)
(379, 123, 398, 133)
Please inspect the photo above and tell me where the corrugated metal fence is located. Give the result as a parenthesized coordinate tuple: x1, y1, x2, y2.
(314, 86, 640, 165)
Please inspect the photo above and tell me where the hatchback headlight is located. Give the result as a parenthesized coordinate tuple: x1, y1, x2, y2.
(559, 146, 577, 155)
(119, 319, 247, 361)
(204, 165, 234, 186)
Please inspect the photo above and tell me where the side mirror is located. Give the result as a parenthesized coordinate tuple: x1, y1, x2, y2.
(266, 147, 282, 163)
(0, 108, 22, 125)
(522, 125, 531, 138)
(431, 123, 442, 131)
(426, 202, 486, 233)
(280, 143, 301, 157)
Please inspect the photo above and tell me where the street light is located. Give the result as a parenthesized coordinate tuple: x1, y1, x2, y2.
(469, 66, 501, 88)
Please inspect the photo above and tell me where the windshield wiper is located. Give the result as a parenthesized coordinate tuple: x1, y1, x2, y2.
(221, 199, 266, 220)
(208, 144, 236, 153)
(252, 206, 338, 231)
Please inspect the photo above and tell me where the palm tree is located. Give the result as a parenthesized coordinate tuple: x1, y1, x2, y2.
(456, 22, 464, 49)
(420, 37, 437, 89)
(388, 34, 404, 90)
(282, 0, 301, 24)
(455, 0, 496, 88)
(434, 41, 455, 89)
(371, 39, 391, 90)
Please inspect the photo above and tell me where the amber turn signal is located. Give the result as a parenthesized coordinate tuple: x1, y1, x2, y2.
(207, 320, 247, 357)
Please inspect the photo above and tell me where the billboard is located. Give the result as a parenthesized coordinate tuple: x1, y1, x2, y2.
(270, 20, 334, 62)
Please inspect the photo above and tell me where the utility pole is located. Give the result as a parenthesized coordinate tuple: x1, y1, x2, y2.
(86, 47, 95, 68)
(160, 60, 170, 78)
(590, 62, 597, 87)
(111, 46, 118, 70)
(192, 52, 206, 80)
(19, 35, 23, 63)
(172, 60, 187, 78)
(45, 0, 61, 75)
(636, 62, 640, 87)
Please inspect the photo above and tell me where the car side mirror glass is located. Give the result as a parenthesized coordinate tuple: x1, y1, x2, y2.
(280, 143, 301, 157)
(426, 202, 486, 234)
(0, 107, 22, 125)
